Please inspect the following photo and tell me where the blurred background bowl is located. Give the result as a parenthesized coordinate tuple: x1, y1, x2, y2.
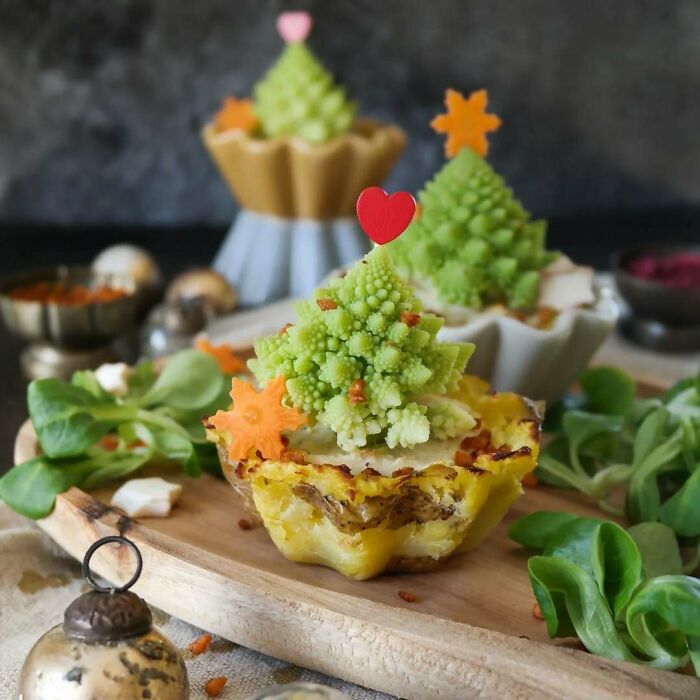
(613, 245, 700, 327)
(0, 266, 137, 350)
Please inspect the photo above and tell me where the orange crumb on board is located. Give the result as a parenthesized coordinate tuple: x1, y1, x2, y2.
(533, 602, 544, 620)
(205, 676, 228, 697)
(208, 377, 307, 461)
(430, 89, 502, 158)
(195, 338, 246, 375)
(188, 633, 213, 655)
(522, 472, 539, 488)
(214, 96, 258, 134)
(398, 590, 417, 603)
(238, 518, 252, 531)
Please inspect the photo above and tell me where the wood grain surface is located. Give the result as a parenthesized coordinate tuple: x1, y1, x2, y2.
(13, 418, 700, 700)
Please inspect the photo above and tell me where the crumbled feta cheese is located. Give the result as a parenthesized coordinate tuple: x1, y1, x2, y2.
(94, 362, 132, 397)
(538, 256, 595, 311)
(111, 477, 182, 518)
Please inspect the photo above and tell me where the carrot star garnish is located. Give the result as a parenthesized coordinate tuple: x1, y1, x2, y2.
(209, 377, 307, 461)
(430, 89, 502, 159)
(195, 337, 246, 375)
(214, 96, 259, 134)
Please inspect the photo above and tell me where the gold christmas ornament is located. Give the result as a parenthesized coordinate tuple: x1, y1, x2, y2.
(166, 268, 237, 316)
(18, 536, 188, 699)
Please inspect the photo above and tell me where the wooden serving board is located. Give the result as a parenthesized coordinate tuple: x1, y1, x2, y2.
(12, 386, 700, 700)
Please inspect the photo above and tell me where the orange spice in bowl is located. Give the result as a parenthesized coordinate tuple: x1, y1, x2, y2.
(8, 280, 128, 305)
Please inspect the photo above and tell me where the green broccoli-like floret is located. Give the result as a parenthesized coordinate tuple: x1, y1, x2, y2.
(250, 247, 475, 451)
(419, 395, 478, 441)
(253, 43, 356, 144)
(387, 148, 558, 310)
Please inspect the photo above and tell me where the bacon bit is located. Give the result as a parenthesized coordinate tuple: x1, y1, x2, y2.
(214, 95, 258, 134)
(205, 676, 228, 697)
(127, 438, 147, 450)
(398, 590, 418, 603)
(454, 450, 473, 467)
(238, 518, 252, 531)
(279, 323, 293, 336)
(361, 467, 382, 477)
(347, 489, 356, 501)
(195, 337, 246, 375)
(460, 430, 492, 453)
(317, 298, 337, 311)
(536, 307, 557, 329)
(532, 602, 544, 620)
(100, 434, 120, 451)
(430, 88, 502, 158)
(348, 379, 366, 404)
(208, 377, 307, 461)
(522, 472, 539, 488)
(281, 449, 306, 464)
(188, 633, 213, 655)
(392, 467, 414, 478)
(400, 310, 421, 327)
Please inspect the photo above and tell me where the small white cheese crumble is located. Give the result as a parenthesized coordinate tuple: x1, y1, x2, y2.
(94, 362, 132, 397)
(111, 477, 182, 518)
(537, 255, 595, 311)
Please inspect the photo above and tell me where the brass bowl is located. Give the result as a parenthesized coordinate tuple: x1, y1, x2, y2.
(0, 266, 137, 350)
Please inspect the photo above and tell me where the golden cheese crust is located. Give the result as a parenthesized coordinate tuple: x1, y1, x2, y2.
(216, 376, 540, 580)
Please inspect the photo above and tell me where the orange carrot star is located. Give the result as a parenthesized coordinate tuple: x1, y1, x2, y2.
(430, 89, 502, 159)
(195, 337, 246, 375)
(209, 377, 307, 461)
(214, 96, 259, 134)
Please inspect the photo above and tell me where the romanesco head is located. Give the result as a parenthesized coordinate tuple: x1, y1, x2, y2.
(387, 148, 558, 310)
(253, 42, 357, 144)
(249, 247, 475, 451)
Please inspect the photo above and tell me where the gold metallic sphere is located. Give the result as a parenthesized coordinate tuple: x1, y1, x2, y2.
(166, 268, 237, 316)
(18, 625, 188, 700)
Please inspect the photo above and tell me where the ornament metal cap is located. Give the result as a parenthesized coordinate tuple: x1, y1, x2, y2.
(63, 535, 152, 642)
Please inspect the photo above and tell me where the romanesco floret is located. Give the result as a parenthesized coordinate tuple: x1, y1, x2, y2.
(249, 247, 475, 451)
(387, 148, 558, 310)
(253, 42, 356, 144)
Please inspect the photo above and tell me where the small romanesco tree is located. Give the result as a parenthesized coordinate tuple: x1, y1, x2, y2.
(387, 89, 557, 310)
(249, 247, 475, 451)
(253, 41, 357, 145)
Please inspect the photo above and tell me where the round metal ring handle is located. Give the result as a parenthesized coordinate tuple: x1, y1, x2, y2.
(82, 535, 143, 593)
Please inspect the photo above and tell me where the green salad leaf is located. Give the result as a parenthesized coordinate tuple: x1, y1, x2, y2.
(539, 366, 700, 534)
(510, 511, 700, 674)
(578, 366, 636, 416)
(0, 349, 234, 519)
(628, 522, 683, 578)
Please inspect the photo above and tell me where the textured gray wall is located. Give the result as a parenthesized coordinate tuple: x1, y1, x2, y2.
(0, 0, 698, 225)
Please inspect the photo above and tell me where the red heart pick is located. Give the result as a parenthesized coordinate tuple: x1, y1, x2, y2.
(356, 187, 416, 245)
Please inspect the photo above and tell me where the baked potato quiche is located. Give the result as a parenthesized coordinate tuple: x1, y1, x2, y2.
(206, 247, 539, 579)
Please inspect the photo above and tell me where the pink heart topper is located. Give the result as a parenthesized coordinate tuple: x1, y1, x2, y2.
(277, 12, 313, 44)
(356, 187, 417, 245)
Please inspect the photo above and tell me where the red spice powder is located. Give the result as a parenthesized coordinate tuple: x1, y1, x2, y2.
(9, 281, 127, 305)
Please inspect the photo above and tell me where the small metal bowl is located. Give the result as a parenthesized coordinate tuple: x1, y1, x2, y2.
(613, 244, 700, 327)
(0, 266, 137, 350)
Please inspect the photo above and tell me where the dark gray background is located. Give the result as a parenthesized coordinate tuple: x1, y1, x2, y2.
(1, 0, 699, 227)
